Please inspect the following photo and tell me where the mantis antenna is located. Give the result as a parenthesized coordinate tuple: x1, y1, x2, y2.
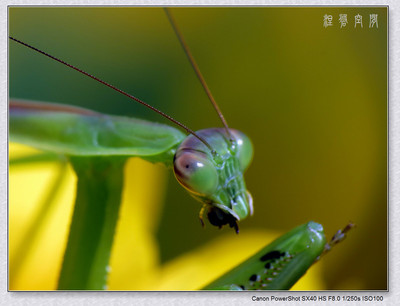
(164, 8, 233, 141)
(9, 36, 216, 154)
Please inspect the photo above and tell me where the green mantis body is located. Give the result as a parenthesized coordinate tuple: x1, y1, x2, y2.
(203, 221, 326, 290)
(9, 7, 354, 290)
(10, 97, 253, 232)
(9, 98, 333, 290)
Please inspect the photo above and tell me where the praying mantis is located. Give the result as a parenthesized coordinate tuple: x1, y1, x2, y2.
(8, 7, 360, 290)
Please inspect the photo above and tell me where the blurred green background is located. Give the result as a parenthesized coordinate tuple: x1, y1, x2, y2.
(9, 7, 387, 290)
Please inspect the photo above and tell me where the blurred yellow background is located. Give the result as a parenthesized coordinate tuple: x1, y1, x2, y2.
(9, 7, 387, 290)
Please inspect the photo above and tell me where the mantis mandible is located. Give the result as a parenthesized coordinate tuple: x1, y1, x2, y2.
(9, 7, 352, 290)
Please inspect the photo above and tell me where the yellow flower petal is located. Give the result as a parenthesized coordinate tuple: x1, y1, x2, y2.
(154, 230, 325, 290)
(108, 158, 168, 290)
(9, 144, 76, 290)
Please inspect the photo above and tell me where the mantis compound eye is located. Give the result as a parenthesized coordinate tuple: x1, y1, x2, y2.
(230, 129, 253, 172)
(173, 150, 219, 196)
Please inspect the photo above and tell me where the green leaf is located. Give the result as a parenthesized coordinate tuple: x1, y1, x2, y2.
(10, 99, 185, 165)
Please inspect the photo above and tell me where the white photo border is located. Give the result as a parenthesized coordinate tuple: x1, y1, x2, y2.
(2, 1, 397, 305)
